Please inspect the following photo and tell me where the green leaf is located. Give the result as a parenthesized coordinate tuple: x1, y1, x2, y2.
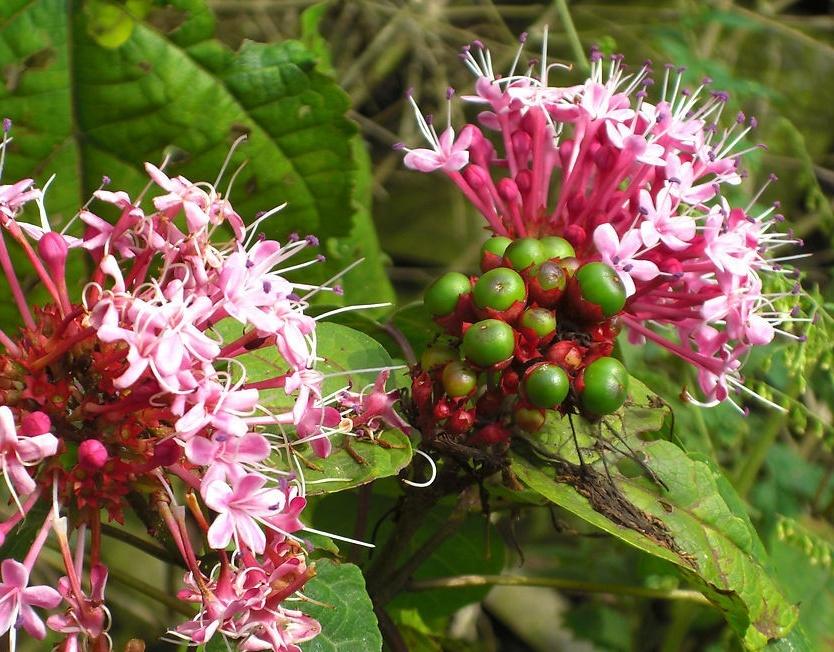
(765, 516, 834, 651)
(300, 428, 412, 495)
(0, 0, 363, 325)
(511, 377, 798, 649)
(233, 321, 412, 492)
(324, 136, 395, 315)
(0, 500, 51, 561)
(300, 559, 382, 652)
(389, 502, 506, 621)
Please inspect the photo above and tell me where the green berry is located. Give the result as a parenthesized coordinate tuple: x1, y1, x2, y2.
(420, 343, 459, 371)
(461, 319, 516, 367)
(424, 272, 471, 316)
(519, 308, 557, 338)
(539, 236, 575, 260)
(535, 261, 567, 292)
(523, 363, 570, 408)
(481, 236, 512, 258)
(579, 357, 629, 415)
(442, 361, 478, 397)
(575, 262, 627, 317)
(503, 237, 546, 272)
(472, 268, 526, 312)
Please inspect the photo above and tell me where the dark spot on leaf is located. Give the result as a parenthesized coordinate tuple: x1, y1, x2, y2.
(138, 61, 152, 73)
(230, 124, 251, 141)
(245, 177, 258, 196)
(24, 48, 56, 70)
(145, 6, 189, 34)
(162, 146, 190, 165)
(659, 500, 673, 513)
(555, 460, 696, 568)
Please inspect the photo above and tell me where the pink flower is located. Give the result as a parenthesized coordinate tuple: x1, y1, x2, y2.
(295, 402, 342, 458)
(185, 432, 271, 483)
(593, 224, 659, 296)
(203, 474, 287, 554)
(340, 370, 412, 435)
(605, 122, 666, 166)
(47, 564, 108, 641)
(0, 559, 61, 641)
(664, 153, 717, 205)
(175, 381, 259, 440)
(0, 179, 40, 223)
(638, 189, 696, 251)
(145, 163, 212, 233)
(403, 126, 473, 173)
(0, 407, 58, 500)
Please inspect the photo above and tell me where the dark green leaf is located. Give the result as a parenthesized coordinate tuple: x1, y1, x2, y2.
(512, 377, 798, 649)
(300, 559, 382, 652)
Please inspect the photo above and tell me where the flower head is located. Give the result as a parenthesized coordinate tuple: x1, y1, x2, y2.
(400, 34, 804, 412)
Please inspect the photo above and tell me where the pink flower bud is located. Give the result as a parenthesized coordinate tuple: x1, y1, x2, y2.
(497, 178, 521, 203)
(462, 164, 490, 193)
(511, 131, 532, 161)
(515, 169, 532, 193)
(20, 411, 51, 436)
(78, 439, 109, 471)
(37, 231, 69, 280)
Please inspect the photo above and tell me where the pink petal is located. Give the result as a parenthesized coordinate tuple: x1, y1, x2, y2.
(628, 259, 660, 281)
(203, 480, 233, 511)
(185, 436, 218, 466)
(403, 149, 444, 173)
(22, 585, 61, 609)
(16, 433, 58, 463)
(235, 514, 266, 553)
(1, 559, 29, 589)
(233, 434, 271, 463)
(207, 512, 233, 550)
(19, 602, 47, 639)
(746, 315, 774, 345)
(592, 224, 620, 258)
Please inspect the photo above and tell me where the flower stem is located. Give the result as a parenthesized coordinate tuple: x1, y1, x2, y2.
(106, 564, 195, 617)
(407, 574, 712, 605)
(553, 0, 589, 73)
(100, 523, 184, 567)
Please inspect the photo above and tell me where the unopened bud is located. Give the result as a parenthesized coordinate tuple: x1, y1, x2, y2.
(38, 231, 69, 280)
(20, 411, 51, 436)
(78, 439, 109, 472)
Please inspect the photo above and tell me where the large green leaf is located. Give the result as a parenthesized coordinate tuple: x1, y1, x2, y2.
(300, 559, 383, 652)
(511, 378, 798, 649)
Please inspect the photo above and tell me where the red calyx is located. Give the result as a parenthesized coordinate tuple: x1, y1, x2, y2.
(547, 340, 586, 372)
(469, 423, 510, 446)
(446, 408, 475, 434)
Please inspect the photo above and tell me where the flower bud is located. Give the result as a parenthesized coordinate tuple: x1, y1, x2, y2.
(20, 411, 51, 436)
(38, 231, 69, 280)
(78, 439, 109, 471)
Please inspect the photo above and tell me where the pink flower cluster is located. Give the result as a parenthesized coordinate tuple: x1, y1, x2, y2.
(0, 131, 405, 650)
(400, 35, 804, 410)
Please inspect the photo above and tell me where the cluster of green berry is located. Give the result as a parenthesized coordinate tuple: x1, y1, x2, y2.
(412, 235, 631, 445)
